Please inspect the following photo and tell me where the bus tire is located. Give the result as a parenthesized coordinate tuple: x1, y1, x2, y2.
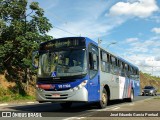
(38, 101, 45, 103)
(126, 89, 134, 102)
(60, 102, 72, 109)
(97, 88, 108, 109)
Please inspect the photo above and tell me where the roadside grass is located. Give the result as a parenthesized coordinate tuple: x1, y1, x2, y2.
(0, 94, 35, 103)
(0, 86, 35, 103)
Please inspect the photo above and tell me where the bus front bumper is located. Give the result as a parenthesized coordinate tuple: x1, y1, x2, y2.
(36, 87, 88, 102)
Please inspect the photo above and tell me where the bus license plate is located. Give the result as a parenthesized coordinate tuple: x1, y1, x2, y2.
(52, 94, 60, 97)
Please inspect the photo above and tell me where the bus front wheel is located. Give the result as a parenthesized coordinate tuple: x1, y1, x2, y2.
(97, 89, 108, 109)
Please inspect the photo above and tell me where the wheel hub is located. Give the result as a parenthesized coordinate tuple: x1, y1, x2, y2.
(102, 93, 107, 104)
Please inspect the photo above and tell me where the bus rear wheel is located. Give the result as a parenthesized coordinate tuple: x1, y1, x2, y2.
(97, 89, 108, 109)
(60, 102, 72, 109)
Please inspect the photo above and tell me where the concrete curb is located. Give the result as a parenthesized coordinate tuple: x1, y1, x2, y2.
(0, 101, 38, 106)
(0, 103, 8, 106)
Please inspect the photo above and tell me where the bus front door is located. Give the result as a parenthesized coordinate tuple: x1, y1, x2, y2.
(88, 44, 100, 101)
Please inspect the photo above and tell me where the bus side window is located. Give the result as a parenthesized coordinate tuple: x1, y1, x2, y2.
(117, 60, 121, 75)
(124, 63, 128, 77)
(121, 62, 125, 77)
(110, 56, 116, 74)
(132, 68, 135, 80)
(100, 51, 105, 72)
(89, 52, 94, 70)
(107, 53, 111, 73)
(114, 58, 119, 75)
(128, 65, 131, 78)
(130, 67, 134, 79)
(110, 56, 113, 73)
(135, 69, 139, 80)
(101, 51, 110, 73)
(89, 52, 98, 70)
(88, 44, 99, 79)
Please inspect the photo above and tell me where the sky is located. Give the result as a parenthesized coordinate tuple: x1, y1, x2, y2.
(32, 0, 160, 76)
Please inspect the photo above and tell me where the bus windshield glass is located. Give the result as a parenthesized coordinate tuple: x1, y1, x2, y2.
(38, 49, 87, 78)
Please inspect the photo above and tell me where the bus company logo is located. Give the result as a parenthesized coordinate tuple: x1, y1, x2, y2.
(51, 72, 57, 77)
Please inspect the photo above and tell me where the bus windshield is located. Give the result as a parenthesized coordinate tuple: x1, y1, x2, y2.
(38, 49, 87, 78)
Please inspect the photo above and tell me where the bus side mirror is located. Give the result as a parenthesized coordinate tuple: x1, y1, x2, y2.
(32, 51, 39, 69)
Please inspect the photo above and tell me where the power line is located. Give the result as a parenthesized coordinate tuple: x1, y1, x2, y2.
(46, 11, 68, 25)
(138, 65, 160, 67)
(53, 25, 79, 36)
(44, 9, 80, 36)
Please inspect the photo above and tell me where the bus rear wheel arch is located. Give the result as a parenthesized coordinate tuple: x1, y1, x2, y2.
(97, 87, 109, 109)
(125, 88, 134, 102)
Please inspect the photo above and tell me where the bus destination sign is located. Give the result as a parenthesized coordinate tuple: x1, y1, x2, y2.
(40, 37, 86, 50)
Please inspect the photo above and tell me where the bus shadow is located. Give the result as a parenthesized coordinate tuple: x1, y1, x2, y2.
(7, 99, 127, 113)
(108, 99, 126, 106)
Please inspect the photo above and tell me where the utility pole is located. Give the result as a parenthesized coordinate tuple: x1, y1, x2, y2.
(98, 38, 102, 45)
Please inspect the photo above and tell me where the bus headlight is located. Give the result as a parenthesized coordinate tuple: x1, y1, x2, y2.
(73, 87, 79, 91)
(73, 80, 88, 91)
(81, 80, 88, 87)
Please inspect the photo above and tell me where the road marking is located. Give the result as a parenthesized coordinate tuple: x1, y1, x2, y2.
(77, 117, 85, 119)
(63, 97, 155, 120)
(112, 106, 120, 110)
(63, 117, 85, 120)
(0, 103, 8, 106)
(63, 105, 122, 120)
(97, 106, 121, 111)
(63, 117, 77, 120)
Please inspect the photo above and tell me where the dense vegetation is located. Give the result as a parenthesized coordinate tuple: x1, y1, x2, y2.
(0, 0, 52, 96)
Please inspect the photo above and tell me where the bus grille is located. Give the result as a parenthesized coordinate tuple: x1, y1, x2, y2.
(44, 88, 70, 91)
(37, 78, 76, 84)
(45, 94, 68, 99)
(45, 97, 67, 99)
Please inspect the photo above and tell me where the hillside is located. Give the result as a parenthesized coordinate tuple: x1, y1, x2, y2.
(0, 75, 35, 102)
(0, 72, 160, 102)
(140, 72, 160, 92)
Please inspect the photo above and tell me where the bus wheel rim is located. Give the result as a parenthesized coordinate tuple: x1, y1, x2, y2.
(102, 93, 107, 104)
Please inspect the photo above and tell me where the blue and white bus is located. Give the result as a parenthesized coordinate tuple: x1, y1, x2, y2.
(32, 37, 140, 109)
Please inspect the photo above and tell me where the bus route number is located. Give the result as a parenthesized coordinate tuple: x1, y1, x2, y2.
(58, 84, 71, 89)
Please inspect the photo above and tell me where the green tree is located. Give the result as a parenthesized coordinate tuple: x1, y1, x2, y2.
(0, 0, 52, 75)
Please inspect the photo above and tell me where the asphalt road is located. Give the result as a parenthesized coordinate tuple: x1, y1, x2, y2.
(0, 95, 158, 120)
